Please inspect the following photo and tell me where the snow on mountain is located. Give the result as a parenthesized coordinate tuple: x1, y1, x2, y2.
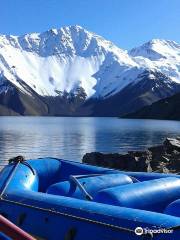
(92, 39, 180, 98)
(0, 25, 180, 102)
(129, 39, 180, 60)
(129, 39, 180, 83)
(0, 25, 137, 99)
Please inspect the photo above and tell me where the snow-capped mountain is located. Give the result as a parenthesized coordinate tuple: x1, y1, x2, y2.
(0, 25, 180, 116)
(129, 39, 180, 83)
(0, 25, 136, 98)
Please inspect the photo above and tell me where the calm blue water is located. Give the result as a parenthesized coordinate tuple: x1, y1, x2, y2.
(0, 117, 180, 162)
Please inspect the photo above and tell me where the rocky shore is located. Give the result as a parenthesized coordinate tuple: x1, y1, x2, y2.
(82, 137, 180, 174)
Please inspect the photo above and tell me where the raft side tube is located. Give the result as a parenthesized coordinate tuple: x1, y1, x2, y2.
(164, 199, 180, 217)
(94, 177, 180, 212)
(2, 189, 180, 240)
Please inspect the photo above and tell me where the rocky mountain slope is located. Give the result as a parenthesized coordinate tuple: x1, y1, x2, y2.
(123, 92, 180, 120)
(0, 25, 180, 116)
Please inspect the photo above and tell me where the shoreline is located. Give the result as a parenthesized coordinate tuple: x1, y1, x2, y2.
(82, 137, 180, 174)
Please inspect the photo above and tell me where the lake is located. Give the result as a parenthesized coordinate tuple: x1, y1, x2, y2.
(0, 117, 180, 164)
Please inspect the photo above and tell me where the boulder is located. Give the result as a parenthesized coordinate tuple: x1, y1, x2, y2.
(164, 137, 180, 153)
(82, 138, 180, 174)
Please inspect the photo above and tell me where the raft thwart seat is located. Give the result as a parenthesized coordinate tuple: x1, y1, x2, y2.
(47, 173, 133, 200)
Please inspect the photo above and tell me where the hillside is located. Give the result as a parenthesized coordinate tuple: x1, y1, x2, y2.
(123, 92, 180, 120)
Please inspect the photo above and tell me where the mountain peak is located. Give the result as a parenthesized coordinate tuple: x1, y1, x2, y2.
(66, 25, 84, 30)
(129, 38, 180, 61)
(144, 39, 179, 50)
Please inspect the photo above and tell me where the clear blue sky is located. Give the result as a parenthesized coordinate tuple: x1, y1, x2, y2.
(0, 0, 179, 49)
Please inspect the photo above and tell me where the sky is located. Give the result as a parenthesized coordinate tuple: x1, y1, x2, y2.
(0, 0, 180, 50)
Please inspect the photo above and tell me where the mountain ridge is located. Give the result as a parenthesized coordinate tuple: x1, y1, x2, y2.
(0, 25, 180, 116)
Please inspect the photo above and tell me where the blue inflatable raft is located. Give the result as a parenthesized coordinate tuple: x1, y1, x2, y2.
(0, 157, 180, 239)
